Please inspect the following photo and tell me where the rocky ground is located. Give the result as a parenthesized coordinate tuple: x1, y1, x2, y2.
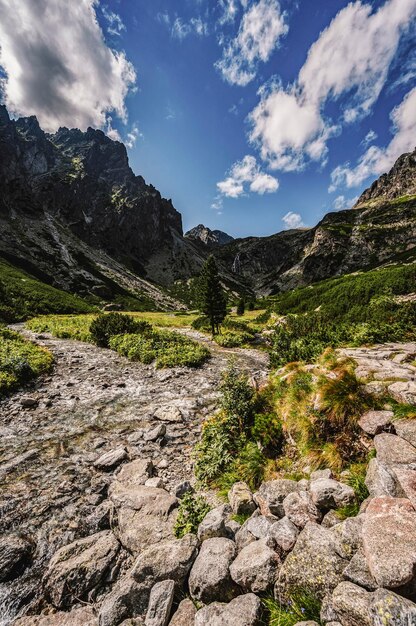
(1, 332, 416, 626)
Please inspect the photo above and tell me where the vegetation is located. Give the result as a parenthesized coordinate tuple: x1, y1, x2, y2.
(263, 591, 322, 626)
(174, 492, 211, 538)
(90, 313, 150, 348)
(336, 462, 370, 519)
(0, 259, 94, 323)
(0, 326, 53, 396)
(195, 256, 227, 334)
(236, 298, 245, 316)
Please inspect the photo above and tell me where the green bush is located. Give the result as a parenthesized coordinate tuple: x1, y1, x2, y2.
(251, 412, 284, 454)
(90, 313, 150, 347)
(174, 492, 211, 538)
(191, 315, 211, 331)
(263, 590, 322, 626)
(214, 330, 253, 348)
(220, 365, 255, 421)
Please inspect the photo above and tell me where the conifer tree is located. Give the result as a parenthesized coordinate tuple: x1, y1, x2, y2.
(197, 256, 227, 334)
(236, 297, 245, 316)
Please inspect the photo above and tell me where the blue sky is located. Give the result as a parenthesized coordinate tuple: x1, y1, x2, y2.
(0, 0, 415, 238)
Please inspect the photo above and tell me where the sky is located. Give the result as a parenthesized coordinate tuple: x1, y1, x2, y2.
(0, 0, 415, 238)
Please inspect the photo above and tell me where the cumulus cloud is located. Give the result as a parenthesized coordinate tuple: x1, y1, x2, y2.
(249, 0, 416, 172)
(216, 0, 288, 86)
(282, 212, 304, 229)
(125, 123, 142, 149)
(329, 86, 416, 190)
(333, 195, 358, 210)
(217, 155, 279, 198)
(0, 0, 137, 133)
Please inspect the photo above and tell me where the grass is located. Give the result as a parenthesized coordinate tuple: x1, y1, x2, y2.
(0, 326, 53, 396)
(263, 591, 322, 626)
(0, 259, 94, 323)
(336, 461, 370, 519)
(174, 492, 211, 538)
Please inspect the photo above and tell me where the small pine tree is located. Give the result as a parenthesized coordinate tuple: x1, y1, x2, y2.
(236, 298, 245, 316)
(196, 256, 227, 335)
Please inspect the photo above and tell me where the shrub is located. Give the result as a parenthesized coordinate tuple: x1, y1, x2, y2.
(251, 412, 284, 455)
(191, 315, 211, 331)
(194, 414, 239, 484)
(174, 492, 210, 538)
(219, 365, 255, 422)
(90, 313, 150, 347)
(236, 298, 245, 316)
(214, 331, 252, 348)
(263, 590, 322, 626)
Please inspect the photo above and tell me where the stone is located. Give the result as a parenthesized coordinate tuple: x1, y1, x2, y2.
(114, 459, 154, 489)
(99, 574, 148, 626)
(374, 432, 416, 465)
(228, 482, 256, 515)
(86, 500, 112, 531)
(283, 490, 321, 528)
(144, 424, 166, 442)
(145, 478, 165, 489)
(310, 479, 355, 510)
(230, 538, 280, 593)
(94, 446, 128, 470)
(225, 519, 241, 538)
(0, 534, 33, 582)
(331, 515, 363, 559)
(343, 549, 378, 591)
(13, 607, 98, 625)
(370, 587, 416, 625)
(240, 510, 274, 540)
(197, 504, 231, 542)
(310, 469, 332, 481)
(321, 510, 343, 528)
(168, 599, 196, 626)
(153, 406, 183, 423)
(331, 582, 373, 626)
(254, 479, 300, 517)
(189, 537, 239, 603)
(276, 523, 348, 600)
(145, 579, 175, 626)
(20, 396, 38, 407)
(132, 534, 198, 589)
(358, 410, 393, 436)
(293, 623, 319, 626)
(390, 466, 416, 508)
(388, 381, 416, 405)
(194, 593, 262, 626)
(174, 481, 193, 498)
(394, 418, 416, 447)
(365, 457, 403, 498)
(362, 496, 416, 588)
(266, 516, 299, 553)
(43, 531, 120, 608)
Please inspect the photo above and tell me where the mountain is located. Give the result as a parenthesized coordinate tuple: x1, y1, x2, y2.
(213, 148, 416, 294)
(185, 224, 234, 247)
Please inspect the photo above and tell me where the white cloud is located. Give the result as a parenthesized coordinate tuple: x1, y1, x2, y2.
(333, 195, 358, 210)
(330, 86, 416, 190)
(282, 212, 304, 229)
(249, 0, 416, 172)
(216, 0, 288, 86)
(171, 17, 209, 40)
(361, 130, 378, 147)
(0, 0, 136, 133)
(125, 123, 141, 149)
(217, 155, 279, 198)
(101, 6, 126, 37)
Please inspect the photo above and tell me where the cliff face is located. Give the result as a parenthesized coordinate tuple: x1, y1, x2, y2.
(355, 147, 416, 205)
(185, 224, 234, 247)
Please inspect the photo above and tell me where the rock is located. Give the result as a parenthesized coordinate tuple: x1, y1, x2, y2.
(94, 446, 128, 470)
(197, 504, 231, 542)
(230, 538, 279, 593)
(145, 478, 165, 489)
(189, 537, 239, 603)
(132, 534, 198, 589)
(13, 607, 98, 625)
(174, 481, 193, 499)
(331, 581, 373, 626)
(293, 623, 319, 626)
(113, 459, 154, 488)
(370, 587, 416, 624)
(0, 534, 33, 582)
(283, 490, 321, 528)
(390, 466, 416, 508)
(321, 510, 343, 528)
(144, 424, 166, 442)
(365, 457, 403, 498)
(168, 599, 196, 626)
(343, 548, 378, 591)
(145, 579, 175, 626)
(310, 469, 332, 481)
(228, 482, 256, 516)
(276, 523, 348, 600)
(43, 531, 120, 608)
(194, 593, 262, 626)
(332, 515, 363, 559)
(20, 396, 38, 408)
(153, 406, 183, 423)
(388, 381, 416, 405)
(362, 496, 416, 588)
(254, 479, 300, 517)
(110, 485, 177, 554)
(240, 510, 274, 540)
(99, 574, 148, 626)
(86, 500, 112, 531)
(225, 519, 241, 538)
(374, 432, 416, 465)
(310, 478, 355, 510)
(394, 418, 416, 447)
(358, 410, 393, 435)
(266, 516, 299, 553)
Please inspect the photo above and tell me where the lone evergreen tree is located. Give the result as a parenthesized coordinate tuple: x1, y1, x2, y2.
(197, 255, 227, 335)
(236, 297, 245, 316)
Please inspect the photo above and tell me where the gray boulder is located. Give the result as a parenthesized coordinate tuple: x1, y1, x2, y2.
(99, 574, 148, 626)
(331, 515, 363, 559)
(144, 424, 166, 442)
(331, 581, 373, 626)
(197, 504, 231, 542)
(43, 531, 120, 608)
(343, 548, 378, 591)
(365, 458, 403, 498)
(371, 587, 416, 625)
(310, 478, 355, 510)
(228, 482, 256, 515)
(189, 537, 239, 603)
(374, 432, 416, 465)
(283, 490, 321, 528)
(266, 516, 299, 553)
(254, 479, 300, 517)
(194, 593, 262, 626)
(145, 580, 175, 626)
(358, 410, 393, 436)
(394, 418, 416, 447)
(230, 538, 279, 593)
(168, 599, 196, 625)
(94, 447, 128, 469)
(0, 534, 33, 582)
(13, 607, 98, 625)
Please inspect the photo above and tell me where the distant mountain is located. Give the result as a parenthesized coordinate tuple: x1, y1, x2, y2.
(185, 224, 234, 247)
(355, 147, 416, 205)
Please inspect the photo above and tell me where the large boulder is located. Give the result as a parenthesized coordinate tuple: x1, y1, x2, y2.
(168, 599, 196, 626)
(197, 504, 231, 542)
(99, 574, 148, 626)
(94, 447, 128, 470)
(331, 581, 373, 626)
(343, 549, 378, 591)
(362, 496, 416, 588)
(358, 410, 393, 436)
(228, 482, 256, 516)
(331, 516, 363, 559)
(276, 523, 348, 600)
(189, 537, 239, 603)
(365, 458, 403, 498)
(283, 490, 321, 528)
(309, 478, 355, 510)
(371, 587, 416, 624)
(13, 608, 98, 625)
(194, 593, 262, 626)
(266, 517, 299, 553)
(43, 531, 120, 608)
(145, 580, 175, 626)
(0, 534, 33, 582)
(230, 538, 279, 593)
(374, 433, 416, 465)
(132, 534, 198, 589)
(254, 480, 300, 517)
(394, 419, 416, 447)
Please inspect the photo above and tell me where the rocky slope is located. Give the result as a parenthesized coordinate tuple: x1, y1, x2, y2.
(184, 225, 234, 247)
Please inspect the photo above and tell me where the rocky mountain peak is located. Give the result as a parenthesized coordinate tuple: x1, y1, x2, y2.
(185, 224, 234, 247)
(355, 147, 416, 206)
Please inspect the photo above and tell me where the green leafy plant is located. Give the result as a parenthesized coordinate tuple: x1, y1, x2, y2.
(263, 591, 322, 626)
(174, 492, 211, 538)
(90, 313, 149, 347)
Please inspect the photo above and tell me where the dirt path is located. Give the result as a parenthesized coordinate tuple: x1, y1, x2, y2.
(0, 325, 268, 623)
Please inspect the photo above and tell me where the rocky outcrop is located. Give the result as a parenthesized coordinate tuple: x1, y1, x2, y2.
(355, 147, 416, 205)
(185, 225, 234, 247)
